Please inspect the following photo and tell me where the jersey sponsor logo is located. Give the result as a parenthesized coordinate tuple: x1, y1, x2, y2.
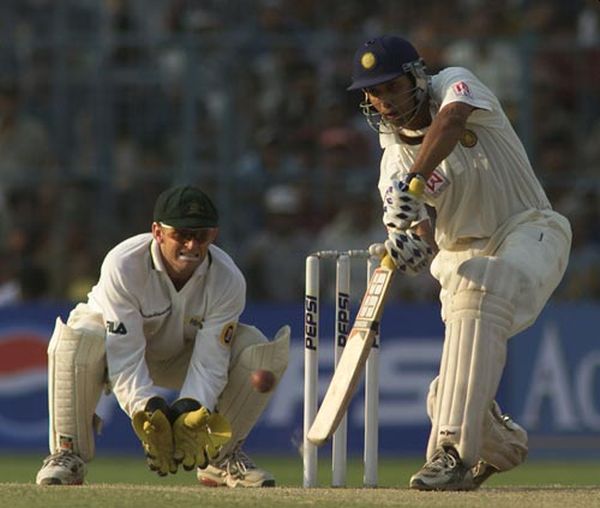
(106, 321, 127, 335)
(425, 169, 450, 198)
(452, 81, 472, 97)
(219, 322, 236, 347)
(460, 128, 478, 148)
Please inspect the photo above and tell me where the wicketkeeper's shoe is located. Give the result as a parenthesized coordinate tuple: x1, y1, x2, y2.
(409, 447, 476, 491)
(35, 450, 87, 486)
(197, 448, 275, 488)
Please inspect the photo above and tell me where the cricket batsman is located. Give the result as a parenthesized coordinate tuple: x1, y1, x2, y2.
(347, 35, 571, 490)
(35, 185, 290, 487)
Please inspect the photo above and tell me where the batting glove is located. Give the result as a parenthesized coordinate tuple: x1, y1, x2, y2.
(383, 173, 427, 230)
(131, 397, 178, 476)
(171, 399, 232, 471)
(384, 229, 434, 276)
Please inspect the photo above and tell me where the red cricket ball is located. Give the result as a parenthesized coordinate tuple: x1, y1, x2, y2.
(250, 369, 276, 393)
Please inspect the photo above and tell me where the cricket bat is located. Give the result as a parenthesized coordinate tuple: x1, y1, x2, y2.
(307, 254, 396, 447)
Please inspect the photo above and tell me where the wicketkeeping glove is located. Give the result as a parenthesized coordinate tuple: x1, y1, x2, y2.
(384, 229, 434, 276)
(383, 173, 427, 230)
(171, 399, 232, 470)
(131, 397, 178, 476)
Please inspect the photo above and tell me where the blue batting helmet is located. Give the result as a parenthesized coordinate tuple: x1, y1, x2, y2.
(347, 35, 422, 91)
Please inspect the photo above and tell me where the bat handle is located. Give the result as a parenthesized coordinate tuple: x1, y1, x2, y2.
(408, 173, 426, 196)
(368, 244, 395, 270)
(380, 254, 396, 270)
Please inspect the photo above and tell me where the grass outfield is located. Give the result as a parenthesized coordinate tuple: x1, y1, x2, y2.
(1, 455, 598, 507)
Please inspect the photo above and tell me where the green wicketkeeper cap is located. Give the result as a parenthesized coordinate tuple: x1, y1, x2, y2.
(153, 185, 219, 228)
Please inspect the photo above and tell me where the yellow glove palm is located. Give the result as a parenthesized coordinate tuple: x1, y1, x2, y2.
(132, 409, 177, 476)
(173, 407, 232, 470)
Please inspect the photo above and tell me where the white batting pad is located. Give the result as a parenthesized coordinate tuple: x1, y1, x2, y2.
(427, 378, 528, 472)
(428, 257, 519, 467)
(47, 317, 106, 462)
(214, 324, 289, 461)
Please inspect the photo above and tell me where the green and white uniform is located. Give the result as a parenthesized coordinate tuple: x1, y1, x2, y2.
(85, 233, 245, 416)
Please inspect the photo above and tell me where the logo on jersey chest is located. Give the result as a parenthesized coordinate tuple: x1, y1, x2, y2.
(425, 169, 450, 198)
(460, 129, 478, 148)
(106, 321, 127, 334)
(219, 322, 236, 348)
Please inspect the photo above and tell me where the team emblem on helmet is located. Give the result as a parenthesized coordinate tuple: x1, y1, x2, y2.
(186, 201, 203, 215)
(460, 129, 478, 148)
(360, 52, 376, 69)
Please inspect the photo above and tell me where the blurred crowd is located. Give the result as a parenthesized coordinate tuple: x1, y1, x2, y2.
(0, 0, 597, 305)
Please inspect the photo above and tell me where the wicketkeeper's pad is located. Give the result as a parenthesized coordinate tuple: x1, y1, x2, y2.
(47, 317, 106, 462)
(212, 323, 289, 461)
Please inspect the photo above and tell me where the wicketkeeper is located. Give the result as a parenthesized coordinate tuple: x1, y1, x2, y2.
(347, 35, 572, 490)
(35, 185, 290, 487)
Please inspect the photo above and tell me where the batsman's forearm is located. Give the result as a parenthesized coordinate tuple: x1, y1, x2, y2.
(410, 109, 467, 179)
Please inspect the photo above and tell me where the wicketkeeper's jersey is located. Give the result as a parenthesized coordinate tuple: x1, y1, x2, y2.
(86, 233, 246, 416)
(378, 66, 551, 250)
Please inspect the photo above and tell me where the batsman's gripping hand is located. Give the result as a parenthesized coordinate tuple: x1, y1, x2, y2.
(385, 228, 434, 276)
(383, 173, 427, 230)
(132, 397, 178, 476)
(171, 399, 232, 470)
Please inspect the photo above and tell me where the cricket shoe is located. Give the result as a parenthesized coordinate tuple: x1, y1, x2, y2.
(485, 401, 528, 468)
(197, 447, 275, 488)
(471, 404, 528, 488)
(471, 460, 499, 488)
(36, 450, 86, 486)
(409, 447, 476, 491)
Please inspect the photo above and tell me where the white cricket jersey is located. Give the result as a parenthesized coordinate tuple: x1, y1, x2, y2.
(378, 67, 551, 250)
(86, 233, 246, 416)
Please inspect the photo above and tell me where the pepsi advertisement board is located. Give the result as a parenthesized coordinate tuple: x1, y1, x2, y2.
(0, 301, 599, 459)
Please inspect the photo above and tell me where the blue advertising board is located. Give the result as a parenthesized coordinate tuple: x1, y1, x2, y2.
(0, 301, 598, 459)
(504, 302, 600, 457)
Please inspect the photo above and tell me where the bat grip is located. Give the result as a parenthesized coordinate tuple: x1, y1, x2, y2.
(380, 254, 396, 270)
(408, 174, 426, 196)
